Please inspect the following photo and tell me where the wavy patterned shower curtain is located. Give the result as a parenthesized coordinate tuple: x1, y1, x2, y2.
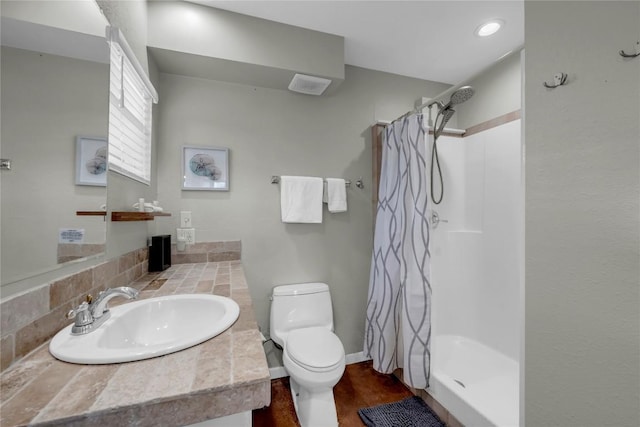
(364, 113, 432, 389)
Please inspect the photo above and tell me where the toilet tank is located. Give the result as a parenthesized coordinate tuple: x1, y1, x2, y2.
(270, 282, 334, 347)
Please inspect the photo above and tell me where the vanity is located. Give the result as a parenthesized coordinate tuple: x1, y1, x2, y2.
(0, 261, 270, 426)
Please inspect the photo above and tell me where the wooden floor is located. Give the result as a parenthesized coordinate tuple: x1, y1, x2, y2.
(252, 361, 414, 427)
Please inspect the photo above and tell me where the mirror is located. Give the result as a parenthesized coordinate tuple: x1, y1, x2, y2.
(0, 1, 110, 286)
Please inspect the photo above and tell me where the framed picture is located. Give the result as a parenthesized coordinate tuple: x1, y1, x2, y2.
(76, 136, 107, 186)
(182, 146, 229, 191)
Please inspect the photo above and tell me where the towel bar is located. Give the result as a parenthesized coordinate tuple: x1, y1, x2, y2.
(271, 175, 363, 189)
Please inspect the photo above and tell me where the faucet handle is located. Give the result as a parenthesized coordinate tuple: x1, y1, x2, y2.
(430, 211, 448, 229)
(66, 302, 83, 319)
(66, 302, 93, 326)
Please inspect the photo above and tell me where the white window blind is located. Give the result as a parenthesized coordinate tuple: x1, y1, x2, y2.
(107, 27, 158, 185)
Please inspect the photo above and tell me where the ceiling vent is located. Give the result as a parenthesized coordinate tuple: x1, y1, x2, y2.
(288, 73, 332, 96)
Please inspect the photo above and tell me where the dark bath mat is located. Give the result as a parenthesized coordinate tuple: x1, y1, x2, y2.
(358, 395, 445, 427)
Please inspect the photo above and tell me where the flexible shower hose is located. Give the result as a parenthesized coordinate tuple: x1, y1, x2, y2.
(431, 110, 445, 205)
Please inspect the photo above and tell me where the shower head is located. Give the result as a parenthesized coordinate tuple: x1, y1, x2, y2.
(443, 85, 475, 109)
(426, 85, 475, 138)
(425, 85, 475, 115)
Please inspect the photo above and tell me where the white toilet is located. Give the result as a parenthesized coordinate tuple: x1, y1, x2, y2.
(270, 282, 346, 427)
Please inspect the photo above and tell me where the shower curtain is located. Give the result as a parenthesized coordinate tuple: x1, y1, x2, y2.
(364, 113, 432, 389)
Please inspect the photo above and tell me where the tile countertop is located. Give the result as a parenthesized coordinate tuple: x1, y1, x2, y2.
(0, 261, 271, 427)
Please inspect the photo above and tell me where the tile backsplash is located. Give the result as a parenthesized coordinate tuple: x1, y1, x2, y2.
(0, 240, 241, 372)
(172, 241, 241, 264)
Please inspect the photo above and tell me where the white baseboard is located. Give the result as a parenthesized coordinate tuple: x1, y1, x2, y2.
(345, 351, 369, 365)
(269, 351, 371, 380)
(269, 366, 288, 379)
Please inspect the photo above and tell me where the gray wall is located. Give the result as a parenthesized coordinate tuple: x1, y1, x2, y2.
(524, 2, 639, 426)
(154, 66, 449, 361)
(455, 51, 522, 129)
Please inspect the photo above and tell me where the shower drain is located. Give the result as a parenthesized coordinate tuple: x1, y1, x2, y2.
(454, 379, 466, 388)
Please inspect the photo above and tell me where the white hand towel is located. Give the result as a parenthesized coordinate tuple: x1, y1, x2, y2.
(324, 178, 347, 213)
(280, 176, 323, 223)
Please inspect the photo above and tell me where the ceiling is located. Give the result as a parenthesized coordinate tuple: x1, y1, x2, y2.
(188, 0, 524, 85)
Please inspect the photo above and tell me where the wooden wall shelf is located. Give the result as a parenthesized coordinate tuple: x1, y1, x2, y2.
(76, 211, 107, 216)
(111, 212, 172, 222)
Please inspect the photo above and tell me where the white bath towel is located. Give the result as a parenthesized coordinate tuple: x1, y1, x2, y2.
(323, 178, 347, 213)
(280, 176, 323, 223)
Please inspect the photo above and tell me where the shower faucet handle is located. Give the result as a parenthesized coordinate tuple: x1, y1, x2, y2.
(431, 211, 448, 229)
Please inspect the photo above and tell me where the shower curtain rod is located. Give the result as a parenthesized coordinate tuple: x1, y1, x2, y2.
(386, 86, 461, 125)
(387, 83, 467, 124)
(386, 46, 523, 125)
(388, 84, 469, 125)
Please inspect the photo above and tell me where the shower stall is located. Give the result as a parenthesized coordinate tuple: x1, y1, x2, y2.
(369, 54, 522, 425)
(370, 109, 522, 426)
(427, 114, 522, 426)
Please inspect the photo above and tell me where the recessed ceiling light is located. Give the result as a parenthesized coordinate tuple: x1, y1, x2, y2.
(476, 20, 504, 37)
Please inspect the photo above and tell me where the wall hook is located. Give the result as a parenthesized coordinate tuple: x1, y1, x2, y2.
(543, 72, 568, 89)
(619, 42, 640, 58)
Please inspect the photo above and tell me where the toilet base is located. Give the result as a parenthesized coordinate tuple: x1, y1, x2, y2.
(289, 377, 339, 427)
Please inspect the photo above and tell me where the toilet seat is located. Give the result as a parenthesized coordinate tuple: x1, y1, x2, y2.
(286, 327, 344, 373)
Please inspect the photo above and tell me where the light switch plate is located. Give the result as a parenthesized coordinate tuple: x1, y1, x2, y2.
(180, 211, 192, 228)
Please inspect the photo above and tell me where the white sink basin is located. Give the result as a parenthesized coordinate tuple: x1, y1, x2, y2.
(49, 294, 240, 364)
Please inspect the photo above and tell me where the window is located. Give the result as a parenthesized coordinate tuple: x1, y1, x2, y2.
(107, 27, 158, 185)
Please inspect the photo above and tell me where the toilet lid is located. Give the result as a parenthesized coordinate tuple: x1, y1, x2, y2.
(287, 327, 344, 372)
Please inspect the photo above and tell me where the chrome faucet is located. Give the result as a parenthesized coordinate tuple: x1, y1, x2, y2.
(91, 286, 139, 319)
(66, 286, 139, 335)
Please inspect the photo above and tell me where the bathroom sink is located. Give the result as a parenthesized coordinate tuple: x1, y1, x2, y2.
(49, 294, 239, 364)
